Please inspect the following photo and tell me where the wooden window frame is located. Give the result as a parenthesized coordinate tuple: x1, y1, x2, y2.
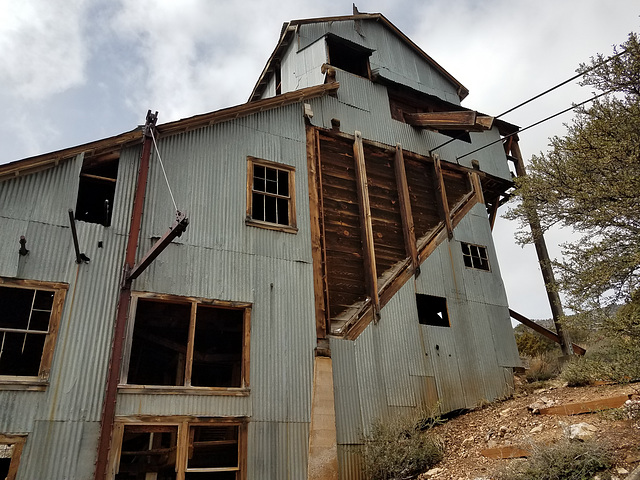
(0, 277, 68, 389)
(461, 242, 491, 272)
(119, 292, 251, 395)
(246, 156, 297, 234)
(109, 417, 247, 480)
(0, 434, 26, 480)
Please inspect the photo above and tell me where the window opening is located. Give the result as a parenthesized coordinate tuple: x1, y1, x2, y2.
(326, 35, 371, 78)
(116, 425, 178, 480)
(187, 425, 239, 477)
(75, 154, 119, 226)
(0, 282, 64, 380)
(416, 294, 450, 327)
(126, 297, 248, 389)
(461, 242, 490, 271)
(247, 157, 296, 232)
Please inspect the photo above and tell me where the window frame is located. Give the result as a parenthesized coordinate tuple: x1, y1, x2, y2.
(109, 417, 247, 480)
(0, 434, 26, 480)
(461, 242, 491, 272)
(0, 277, 68, 389)
(246, 156, 297, 234)
(119, 292, 251, 395)
(416, 293, 450, 328)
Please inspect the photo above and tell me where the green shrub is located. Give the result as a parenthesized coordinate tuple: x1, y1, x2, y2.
(496, 439, 613, 480)
(525, 352, 561, 383)
(516, 331, 558, 357)
(362, 409, 444, 480)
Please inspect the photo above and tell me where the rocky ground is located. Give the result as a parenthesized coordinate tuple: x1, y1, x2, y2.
(418, 378, 640, 480)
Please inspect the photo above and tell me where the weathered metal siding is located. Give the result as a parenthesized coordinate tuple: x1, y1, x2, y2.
(0, 145, 140, 479)
(282, 37, 326, 94)
(114, 104, 317, 478)
(297, 20, 461, 104)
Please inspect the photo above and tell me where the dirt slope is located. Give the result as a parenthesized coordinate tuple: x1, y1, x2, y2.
(419, 380, 640, 480)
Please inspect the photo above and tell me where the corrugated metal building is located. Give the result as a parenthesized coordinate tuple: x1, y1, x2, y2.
(0, 12, 520, 480)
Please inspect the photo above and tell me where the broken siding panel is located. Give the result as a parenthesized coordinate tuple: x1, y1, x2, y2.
(282, 37, 325, 94)
(247, 421, 309, 480)
(330, 338, 364, 445)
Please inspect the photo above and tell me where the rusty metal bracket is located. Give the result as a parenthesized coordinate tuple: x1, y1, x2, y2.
(127, 212, 189, 282)
(68, 209, 90, 264)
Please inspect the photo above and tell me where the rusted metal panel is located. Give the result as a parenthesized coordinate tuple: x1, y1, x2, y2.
(330, 338, 364, 445)
(337, 445, 365, 480)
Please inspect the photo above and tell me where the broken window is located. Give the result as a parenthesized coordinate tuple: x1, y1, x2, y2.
(113, 421, 245, 480)
(0, 279, 66, 381)
(0, 435, 26, 480)
(461, 242, 490, 271)
(125, 295, 250, 389)
(246, 157, 296, 232)
(75, 153, 119, 226)
(416, 294, 450, 327)
(326, 35, 371, 78)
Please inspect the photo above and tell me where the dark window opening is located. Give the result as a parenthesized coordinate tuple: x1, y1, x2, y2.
(0, 457, 9, 480)
(75, 155, 119, 227)
(0, 439, 25, 480)
(127, 297, 247, 388)
(461, 242, 490, 271)
(326, 35, 371, 78)
(274, 61, 282, 95)
(0, 286, 55, 377)
(416, 294, 450, 327)
(116, 426, 178, 480)
(187, 425, 239, 475)
(248, 158, 295, 230)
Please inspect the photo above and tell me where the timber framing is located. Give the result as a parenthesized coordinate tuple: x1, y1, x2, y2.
(0, 434, 26, 480)
(307, 126, 511, 340)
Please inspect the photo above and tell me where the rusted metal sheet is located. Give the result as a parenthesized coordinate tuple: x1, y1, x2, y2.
(481, 446, 530, 459)
(539, 395, 632, 415)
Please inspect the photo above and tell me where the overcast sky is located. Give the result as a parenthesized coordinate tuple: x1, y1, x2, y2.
(1, 1, 638, 321)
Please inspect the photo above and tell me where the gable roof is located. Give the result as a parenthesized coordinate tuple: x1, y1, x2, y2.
(0, 82, 339, 182)
(249, 13, 469, 103)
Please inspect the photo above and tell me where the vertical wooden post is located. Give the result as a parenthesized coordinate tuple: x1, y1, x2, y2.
(488, 197, 500, 230)
(510, 138, 573, 356)
(393, 144, 420, 276)
(432, 153, 453, 238)
(307, 125, 329, 339)
(470, 172, 485, 205)
(353, 131, 380, 319)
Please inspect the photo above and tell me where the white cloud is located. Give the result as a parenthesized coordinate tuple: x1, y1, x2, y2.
(0, 0, 90, 99)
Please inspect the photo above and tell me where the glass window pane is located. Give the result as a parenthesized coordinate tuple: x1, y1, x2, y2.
(253, 165, 265, 181)
(0, 287, 34, 330)
(277, 198, 289, 225)
(252, 193, 264, 221)
(191, 307, 244, 387)
(265, 167, 278, 182)
(33, 290, 54, 311)
(264, 196, 277, 223)
(277, 170, 289, 197)
(127, 300, 191, 386)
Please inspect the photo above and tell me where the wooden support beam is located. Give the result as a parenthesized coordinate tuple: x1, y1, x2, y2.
(509, 309, 585, 355)
(488, 196, 500, 230)
(470, 172, 485, 205)
(353, 131, 380, 319)
(539, 394, 633, 415)
(393, 144, 420, 276)
(404, 111, 494, 131)
(432, 154, 453, 238)
(306, 125, 329, 339)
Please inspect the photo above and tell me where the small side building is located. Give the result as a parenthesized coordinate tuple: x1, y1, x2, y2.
(0, 12, 521, 480)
